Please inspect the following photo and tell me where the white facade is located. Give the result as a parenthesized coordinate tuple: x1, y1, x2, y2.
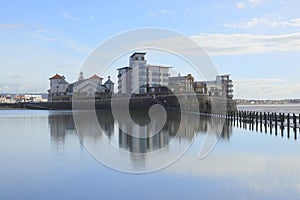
(118, 67, 132, 94)
(0, 95, 15, 103)
(48, 73, 114, 102)
(147, 65, 170, 87)
(131, 52, 147, 93)
(48, 74, 69, 101)
(117, 52, 171, 94)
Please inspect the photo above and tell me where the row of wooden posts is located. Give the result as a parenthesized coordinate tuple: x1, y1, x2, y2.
(225, 110, 300, 140)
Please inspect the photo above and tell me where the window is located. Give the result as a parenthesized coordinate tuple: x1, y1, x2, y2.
(152, 72, 160, 76)
(152, 78, 160, 82)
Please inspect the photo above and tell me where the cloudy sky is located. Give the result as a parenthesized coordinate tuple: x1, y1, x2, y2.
(1, 0, 300, 99)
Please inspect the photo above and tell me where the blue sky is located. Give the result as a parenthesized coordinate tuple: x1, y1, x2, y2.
(1, 0, 300, 99)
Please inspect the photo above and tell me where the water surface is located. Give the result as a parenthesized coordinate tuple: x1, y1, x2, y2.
(0, 110, 300, 199)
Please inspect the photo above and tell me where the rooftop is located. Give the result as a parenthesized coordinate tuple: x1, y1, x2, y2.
(89, 74, 103, 80)
(49, 74, 64, 80)
(130, 52, 146, 58)
(117, 66, 132, 70)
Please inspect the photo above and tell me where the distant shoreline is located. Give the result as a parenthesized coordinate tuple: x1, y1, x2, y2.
(237, 103, 300, 106)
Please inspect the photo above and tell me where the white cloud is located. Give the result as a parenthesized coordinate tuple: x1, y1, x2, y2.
(0, 23, 23, 29)
(61, 11, 82, 22)
(31, 30, 56, 42)
(233, 79, 300, 99)
(191, 32, 300, 55)
(249, 0, 266, 7)
(61, 40, 92, 55)
(236, 0, 268, 9)
(30, 29, 91, 54)
(159, 9, 175, 14)
(89, 16, 96, 20)
(0, 82, 48, 93)
(185, 8, 192, 13)
(234, 78, 284, 83)
(129, 32, 300, 58)
(224, 17, 300, 29)
(237, 2, 246, 9)
(148, 9, 175, 17)
(10, 75, 23, 79)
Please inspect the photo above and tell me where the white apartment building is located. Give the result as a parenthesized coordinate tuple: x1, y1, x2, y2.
(117, 52, 171, 94)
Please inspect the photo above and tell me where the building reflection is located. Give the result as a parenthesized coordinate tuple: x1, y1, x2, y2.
(48, 112, 76, 147)
(96, 110, 231, 153)
(48, 110, 232, 153)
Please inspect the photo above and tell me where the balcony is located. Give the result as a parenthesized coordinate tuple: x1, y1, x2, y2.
(151, 78, 161, 82)
(152, 72, 161, 76)
(162, 73, 170, 76)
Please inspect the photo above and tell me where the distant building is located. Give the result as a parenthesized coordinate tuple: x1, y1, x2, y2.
(117, 52, 171, 94)
(168, 73, 233, 98)
(0, 95, 14, 103)
(104, 76, 114, 93)
(196, 74, 233, 99)
(48, 73, 114, 102)
(24, 95, 45, 102)
(168, 73, 195, 94)
(217, 74, 233, 99)
(193, 81, 207, 94)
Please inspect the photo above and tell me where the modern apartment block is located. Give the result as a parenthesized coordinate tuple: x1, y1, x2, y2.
(117, 52, 171, 94)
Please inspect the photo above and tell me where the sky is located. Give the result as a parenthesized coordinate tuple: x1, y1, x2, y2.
(1, 0, 300, 99)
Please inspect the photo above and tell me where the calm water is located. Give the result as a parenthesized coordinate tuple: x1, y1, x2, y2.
(1, 109, 300, 199)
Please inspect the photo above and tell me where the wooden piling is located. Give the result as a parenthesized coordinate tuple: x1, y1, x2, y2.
(281, 113, 284, 130)
(287, 113, 290, 129)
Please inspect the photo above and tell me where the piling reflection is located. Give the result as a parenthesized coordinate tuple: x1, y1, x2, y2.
(228, 111, 299, 140)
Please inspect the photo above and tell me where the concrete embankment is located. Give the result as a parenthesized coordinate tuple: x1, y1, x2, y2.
(0, 95, 237, 112)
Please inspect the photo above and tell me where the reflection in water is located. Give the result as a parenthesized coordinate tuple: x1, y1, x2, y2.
(48, 112, 76, 145)
(48, 110, 231, 172)
(48, 110, 231, 153)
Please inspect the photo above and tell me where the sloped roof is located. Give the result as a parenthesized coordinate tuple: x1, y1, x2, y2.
(49, 74, 63, 79)
(89, 74, 103, 80)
